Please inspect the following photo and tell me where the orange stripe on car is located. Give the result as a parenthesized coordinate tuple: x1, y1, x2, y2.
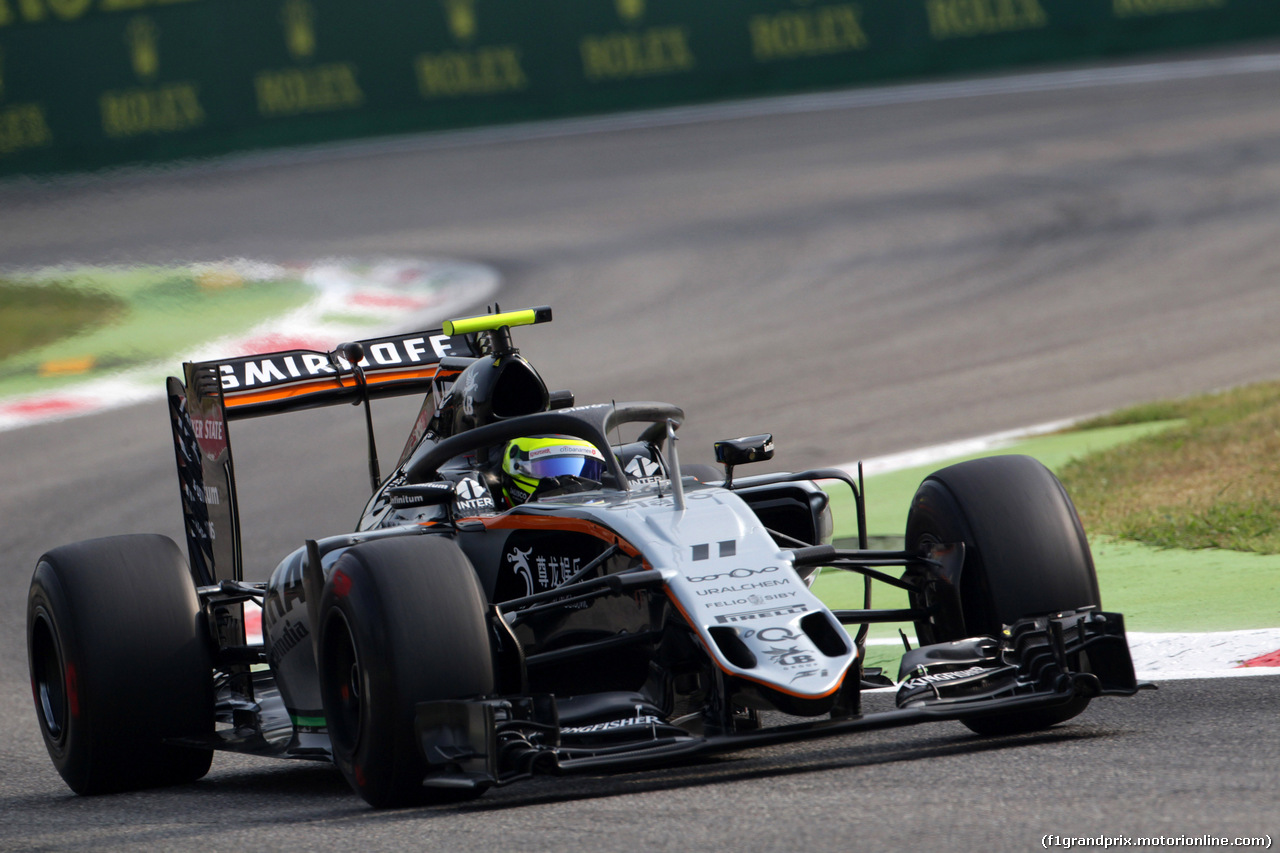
(222, 366, 455, 408)
(480, 514, 645, 559)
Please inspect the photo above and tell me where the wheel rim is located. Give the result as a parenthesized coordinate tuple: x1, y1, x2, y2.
(29, 610, 68, 744)
(321, 609, 363, 754)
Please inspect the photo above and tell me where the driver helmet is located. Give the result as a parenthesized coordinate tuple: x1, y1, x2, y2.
(502, 435, 607, 506)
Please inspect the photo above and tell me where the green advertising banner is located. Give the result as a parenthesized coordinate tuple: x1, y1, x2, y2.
(1, 0, 1278, 177)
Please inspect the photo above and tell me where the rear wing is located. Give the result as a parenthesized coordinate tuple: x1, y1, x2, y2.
(167, 328, 479, 588)
(211, 329, 477, 420)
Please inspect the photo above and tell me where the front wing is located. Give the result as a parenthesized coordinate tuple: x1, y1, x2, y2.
(412, 608, 1149, 790)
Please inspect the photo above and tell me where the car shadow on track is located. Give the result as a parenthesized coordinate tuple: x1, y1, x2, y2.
(183, 722, 1121, 821)
(2, 723, 1125, 847)
(449, 725, 1121, 816)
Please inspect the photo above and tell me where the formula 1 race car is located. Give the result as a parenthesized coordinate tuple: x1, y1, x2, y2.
(27, 306, 1146, 807)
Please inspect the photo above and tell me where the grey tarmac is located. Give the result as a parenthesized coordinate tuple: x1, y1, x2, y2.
(2, 43, 1278, 851)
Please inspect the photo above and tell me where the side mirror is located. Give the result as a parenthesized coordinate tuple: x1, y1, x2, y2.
(713, 434, 774, 488)
(547, 389, 576, 410)
(386, 482, 456, 510)
(714, 434, 774, 467)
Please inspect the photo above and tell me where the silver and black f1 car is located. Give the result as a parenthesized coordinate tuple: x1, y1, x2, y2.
(27, 306, 1146, 807)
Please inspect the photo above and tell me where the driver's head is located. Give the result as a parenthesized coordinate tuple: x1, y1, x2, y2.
(501, 435, 606, 506)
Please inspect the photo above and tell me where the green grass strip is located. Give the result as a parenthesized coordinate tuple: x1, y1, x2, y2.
(0, 266, 310, 399)
(1061, 382, 1280, 555)
(0, 280, 126, 360)
(825, 421, 1180, 542)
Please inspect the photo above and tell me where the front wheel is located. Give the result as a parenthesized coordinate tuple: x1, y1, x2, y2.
(316, 535, 496, 808)
(905, 455, 1101, 734)
(27, 534, 215, 794)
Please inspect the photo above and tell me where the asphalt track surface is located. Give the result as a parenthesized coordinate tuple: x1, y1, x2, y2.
(3, 46, 1280, 850)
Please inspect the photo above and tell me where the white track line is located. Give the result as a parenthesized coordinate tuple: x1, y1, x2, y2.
(1127, 630, 1280, 680)
(836, 418, 1078, 477)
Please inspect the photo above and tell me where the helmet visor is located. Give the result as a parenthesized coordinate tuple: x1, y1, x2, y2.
(519, 443, 606, 482)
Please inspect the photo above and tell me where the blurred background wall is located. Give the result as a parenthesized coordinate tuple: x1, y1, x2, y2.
(2, 0, 1277, 177)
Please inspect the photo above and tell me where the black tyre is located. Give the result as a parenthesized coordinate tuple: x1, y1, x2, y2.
(904, 455, 1101, 734)
(27, 534, 215, 794)
(316, 536, 495, 808)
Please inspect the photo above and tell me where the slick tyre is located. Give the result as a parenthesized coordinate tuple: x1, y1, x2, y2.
(317, 536, 495, 808)
(27, 534, 215, 794)
(904, 455, 1101, 735)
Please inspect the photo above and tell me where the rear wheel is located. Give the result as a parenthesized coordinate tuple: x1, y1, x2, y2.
(905, 455, 1101, 734)
(317, 535, 495, 808)
(27, 534, 214, 794)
